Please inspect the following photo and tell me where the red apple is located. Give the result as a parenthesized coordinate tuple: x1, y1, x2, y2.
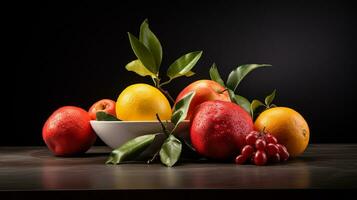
(42, 106, 97, 156)
(88, 99, 116, 120)
(190, 100, 254, 160)
(175, 80, 230, 119)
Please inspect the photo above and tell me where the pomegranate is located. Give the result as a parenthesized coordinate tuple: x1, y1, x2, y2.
(190, 100, 253, 160)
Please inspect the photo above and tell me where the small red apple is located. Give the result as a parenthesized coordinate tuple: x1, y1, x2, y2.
(42, 106, 96, 156)
(88, 99, 116, 120)
(190, 100, 254, 160)
(175, 80, 230, 119)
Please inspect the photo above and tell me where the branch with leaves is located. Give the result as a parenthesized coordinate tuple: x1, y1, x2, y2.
(250, 89, 277, 119)
(209, 63, 272, 117)
(125, 19, 202, 103)
(106, 91, 195, 167)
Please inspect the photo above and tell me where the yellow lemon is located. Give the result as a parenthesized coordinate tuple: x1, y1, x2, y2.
(116, 83, 172, 121)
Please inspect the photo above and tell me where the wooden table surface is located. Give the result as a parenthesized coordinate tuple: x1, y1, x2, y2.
(0, 144, 356, 192)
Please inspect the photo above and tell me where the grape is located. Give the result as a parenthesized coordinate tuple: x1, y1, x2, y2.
(246, 131, 259, 145)
(277, 144, 289, 161)
(235, 155, 247, 165)
(241, 145, 254, 158)
(245, 132, 258, 146)
(280, 149, 289, 161)
(269, 153, 280, 163)
(265, 134, 278, 144)
(255, 139, 266, 150)
(250, 130, 260, 135)
(277, 143, 288, 152)
(254, 150, 267, 166)
(266, 143, 279, 156)
(234, 135, 289, 165)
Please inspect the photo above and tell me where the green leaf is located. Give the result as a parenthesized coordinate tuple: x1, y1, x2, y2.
(159, 134, 182, 167)
(228, 89, 236, 103)
(265, 89, 276, 107)
(139, 19, 163, 68)
(226, 64, 271, 91)
(167, 51, 203, 80)
(250, 99, 265, 118)
(209, 63, 225, 87)
(125, 60, 156, 78)
(185, 71, 195, 77)
(171, 91, 195, 128)
(106, 134, 156, 164)
(125, 60, 157, 78)
(128, 32, 157, 74)
(234, 95, 251, 114)
(96, 111, 120, 121)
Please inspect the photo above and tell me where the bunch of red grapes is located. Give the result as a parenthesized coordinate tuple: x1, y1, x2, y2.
(235, 130, 290, 166)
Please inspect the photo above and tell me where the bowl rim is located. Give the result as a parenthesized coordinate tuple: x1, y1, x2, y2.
(90, 120, 190, 123)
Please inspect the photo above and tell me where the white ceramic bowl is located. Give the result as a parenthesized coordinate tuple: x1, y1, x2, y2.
(90, 120, 190, 149)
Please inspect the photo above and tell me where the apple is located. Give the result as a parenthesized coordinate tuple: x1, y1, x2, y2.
(175, 80, 230, 119)
(88, 99, 116, 120)
(190, 100, 254, 160)
(42, 106, 96, 156)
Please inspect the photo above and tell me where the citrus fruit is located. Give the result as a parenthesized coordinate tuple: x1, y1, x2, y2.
(254, 107, 309, 157)
(116, 83, 172, 121)
(42, 106, 96, 156)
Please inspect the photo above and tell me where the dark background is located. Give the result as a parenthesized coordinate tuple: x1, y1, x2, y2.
(5, 1, 357, 145)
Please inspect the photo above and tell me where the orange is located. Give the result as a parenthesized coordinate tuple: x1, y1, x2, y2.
(116, 83, 172, 121)
(254, 107, 309, 157)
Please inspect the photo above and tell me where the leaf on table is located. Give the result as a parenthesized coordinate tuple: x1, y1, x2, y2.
(226, 64, 271, 92)
(139, 19, 163, 68)
(209, 63, 225, 87)
(96, 111, 120, 121)
(128, 32, 158, 74)
(159, 134, 182, 167)
(167, 51, 202, 80)
(106, 134, 156, 164)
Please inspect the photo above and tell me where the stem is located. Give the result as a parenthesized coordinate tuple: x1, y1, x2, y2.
(153, 77, 160, 87)
(157, 86, 175, 103)
(153, 77, 175, 104)
(151, 77, 157, 86)
(147, 151, 159, 164)
(156, 113, 169, 136)
(159, 79, 172, 87)
(218, 88, 228, 94)
(147, 114, 170, 164)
